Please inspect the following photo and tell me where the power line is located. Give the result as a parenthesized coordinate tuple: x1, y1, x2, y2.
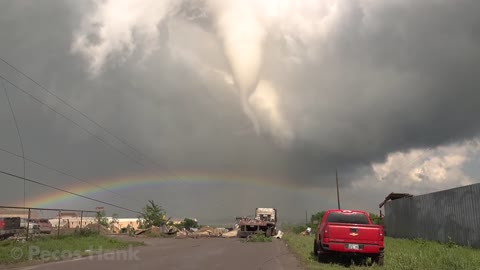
(1, 79, 26, 208)
(0, 169, 141, 215)
(0, 57, 186, 184)
(0, 146, 145, 205)
(0, 74, 148, 170)
(0, 57, 160, 168)
(0, 58, 183, 212)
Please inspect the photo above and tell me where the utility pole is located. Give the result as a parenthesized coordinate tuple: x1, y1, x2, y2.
(305, 210, 308, 225)
(336, 169, 341, 210)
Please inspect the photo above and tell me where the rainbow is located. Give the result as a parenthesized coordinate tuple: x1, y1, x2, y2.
(19, 171, 333, 208)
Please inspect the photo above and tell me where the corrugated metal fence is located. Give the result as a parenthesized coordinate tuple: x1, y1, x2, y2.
(385, 183, 480, 248)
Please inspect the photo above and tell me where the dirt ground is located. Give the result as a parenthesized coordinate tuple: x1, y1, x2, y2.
(21, 236, 303, 270)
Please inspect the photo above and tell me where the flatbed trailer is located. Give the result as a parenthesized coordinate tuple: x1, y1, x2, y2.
(237, 208, 277, 238)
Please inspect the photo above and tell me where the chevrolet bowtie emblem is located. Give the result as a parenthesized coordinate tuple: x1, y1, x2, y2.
(349, 232, 359, 236)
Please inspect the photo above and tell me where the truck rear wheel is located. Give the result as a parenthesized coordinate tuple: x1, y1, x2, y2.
(313, 239, 318, 255)
(317, 253, 326, 263)
(373, 252, 384, 266)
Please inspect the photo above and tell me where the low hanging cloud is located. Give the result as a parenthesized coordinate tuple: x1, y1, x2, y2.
(355, 139, 480, 196)
(69, 0, 480, 189)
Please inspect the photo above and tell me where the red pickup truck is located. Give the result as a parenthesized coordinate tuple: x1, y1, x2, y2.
(314, 209, 384, 265)
(0, 217, 21, 240)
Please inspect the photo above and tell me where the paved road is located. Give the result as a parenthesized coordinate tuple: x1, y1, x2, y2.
(21, 237, 303, 270)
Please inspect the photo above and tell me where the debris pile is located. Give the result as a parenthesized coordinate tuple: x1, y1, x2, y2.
(221, 229, 238, 238)
(135, 225, 179, 236)
(124, 217, 256, 239)
(84, 223, 110, 234)
(171, 226, 239, 239)
(55, 223, 109, 235)
(274, 230, 283, 239)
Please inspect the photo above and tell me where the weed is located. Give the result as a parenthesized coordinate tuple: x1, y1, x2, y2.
(283, 233, 480, 270)
(244, 233, 272, 242)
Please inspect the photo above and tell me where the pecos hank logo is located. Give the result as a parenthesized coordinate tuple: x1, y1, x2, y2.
(10, 245, 140, 262)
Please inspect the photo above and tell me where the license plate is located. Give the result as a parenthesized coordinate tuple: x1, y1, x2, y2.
(348, 244, 360, 250)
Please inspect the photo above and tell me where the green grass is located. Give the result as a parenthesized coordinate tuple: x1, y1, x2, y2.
(243, 234, 272, 242)
(0, 233, 143, 265)
(283, 233, 480, 270)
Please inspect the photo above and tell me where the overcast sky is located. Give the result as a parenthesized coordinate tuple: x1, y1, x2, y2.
(1, 0, 480, 224)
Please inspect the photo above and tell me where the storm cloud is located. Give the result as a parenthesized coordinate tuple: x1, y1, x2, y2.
(1, 0, 480, 221)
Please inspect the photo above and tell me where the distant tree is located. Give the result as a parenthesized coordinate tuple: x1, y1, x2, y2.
(111, 213, 119, 224)
(369, 212, 383, 225)
(138, 200, 166, 229)
(167, 220, 183, 229)
(310, 211, 327, 224)
(182, 218, 198, 230)
(109, 213, 119, 231)
(96, 210, 109, 227)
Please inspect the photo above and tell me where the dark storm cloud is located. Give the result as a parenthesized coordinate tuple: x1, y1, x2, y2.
(260, 0, 480, 185)
(1, 0, 480, 220)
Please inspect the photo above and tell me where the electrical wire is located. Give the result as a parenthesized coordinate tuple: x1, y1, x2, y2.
(0, 57, 185, 214)
(1, 79, 26, 207)
(0, 169, 141, 215)
(0, 57, 161, 168)
(0, 146, 145, 205)
(0, 74, 148, 170)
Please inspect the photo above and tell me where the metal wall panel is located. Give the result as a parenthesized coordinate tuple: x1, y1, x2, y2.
(385, 183, 480, 248)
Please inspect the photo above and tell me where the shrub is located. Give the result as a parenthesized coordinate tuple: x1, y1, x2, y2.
(245, 233, 272, 242)
(73, 228, 99, 237)
(281, 224, 309, 234)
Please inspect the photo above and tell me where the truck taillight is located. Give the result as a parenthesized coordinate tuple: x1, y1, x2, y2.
(379, 228, 384, 240)
(0, 220, 5, 229)
(324, 228, 329, 240)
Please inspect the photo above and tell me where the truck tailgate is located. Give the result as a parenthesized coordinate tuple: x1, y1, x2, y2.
(327, 223, 382, 245)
